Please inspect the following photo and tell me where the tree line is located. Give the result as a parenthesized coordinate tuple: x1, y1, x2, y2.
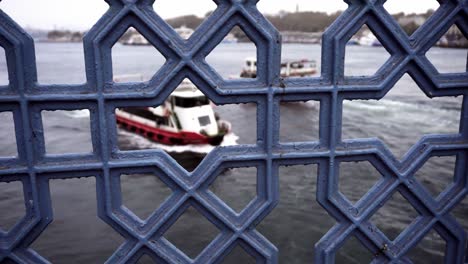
(47, 9, 439, 43)
(164, 9, 436, 40)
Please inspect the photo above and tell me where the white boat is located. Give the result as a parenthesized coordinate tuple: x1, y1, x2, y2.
(175, 26, 194, 39)
(122, 26, 194, 45)
(122, 34, 149, 46)
(240, 57, 318, 78)
(116, 80, 231, 146)
(358, 32, 382, 47)
(222, 33, 238, 43)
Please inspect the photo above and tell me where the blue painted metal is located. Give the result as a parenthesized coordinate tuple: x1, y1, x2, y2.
(0, 0, 467, 263)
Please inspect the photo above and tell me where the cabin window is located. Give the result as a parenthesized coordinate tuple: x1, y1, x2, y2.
(305, 61, 316, 68)
(174, 96, 210, 108)
(246, 61, 257, 67)
(290, 62, 304, 69)
(198, 116, 211, 126)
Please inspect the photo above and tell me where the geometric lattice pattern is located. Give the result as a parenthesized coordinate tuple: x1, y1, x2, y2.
(0, 0, 467, 263)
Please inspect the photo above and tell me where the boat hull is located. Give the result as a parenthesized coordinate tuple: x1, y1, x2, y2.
(116, 115, 226, 146)
(241, 69, 317, 78)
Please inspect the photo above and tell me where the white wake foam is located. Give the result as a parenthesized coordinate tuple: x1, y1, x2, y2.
(118, 129, 239, 154)
(64, 109, 91, 118)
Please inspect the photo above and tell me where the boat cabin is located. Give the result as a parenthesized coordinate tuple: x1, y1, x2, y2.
(240, 57, 317, 78)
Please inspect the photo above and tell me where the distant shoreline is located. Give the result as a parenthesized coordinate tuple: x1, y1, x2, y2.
(36, 39, 467, 49)
(25, 8, 466, 49)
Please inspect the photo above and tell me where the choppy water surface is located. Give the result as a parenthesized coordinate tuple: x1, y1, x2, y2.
(0, 42, 466, 263)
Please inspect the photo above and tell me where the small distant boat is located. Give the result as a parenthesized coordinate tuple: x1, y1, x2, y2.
(240, 57, 318, 78)
(358, 32, 382, 47)
(122, 26, 195, 45)
(175, 25, 194, 39)
(122, 34, 149, 46)
(115, 80, 231, 146)
(222, 33, 238, 44)
(347, 38, 360, 46)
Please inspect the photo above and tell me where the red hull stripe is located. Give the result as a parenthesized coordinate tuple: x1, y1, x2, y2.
(116, 115, 211, 145)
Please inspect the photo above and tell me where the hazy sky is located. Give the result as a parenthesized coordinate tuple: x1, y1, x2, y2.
(0, 0, 439, 30)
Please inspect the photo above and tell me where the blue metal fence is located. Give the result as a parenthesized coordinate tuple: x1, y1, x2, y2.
(0, 0, 467, 263)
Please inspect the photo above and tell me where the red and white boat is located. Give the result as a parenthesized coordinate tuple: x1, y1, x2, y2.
(116, 80, 231, 146)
